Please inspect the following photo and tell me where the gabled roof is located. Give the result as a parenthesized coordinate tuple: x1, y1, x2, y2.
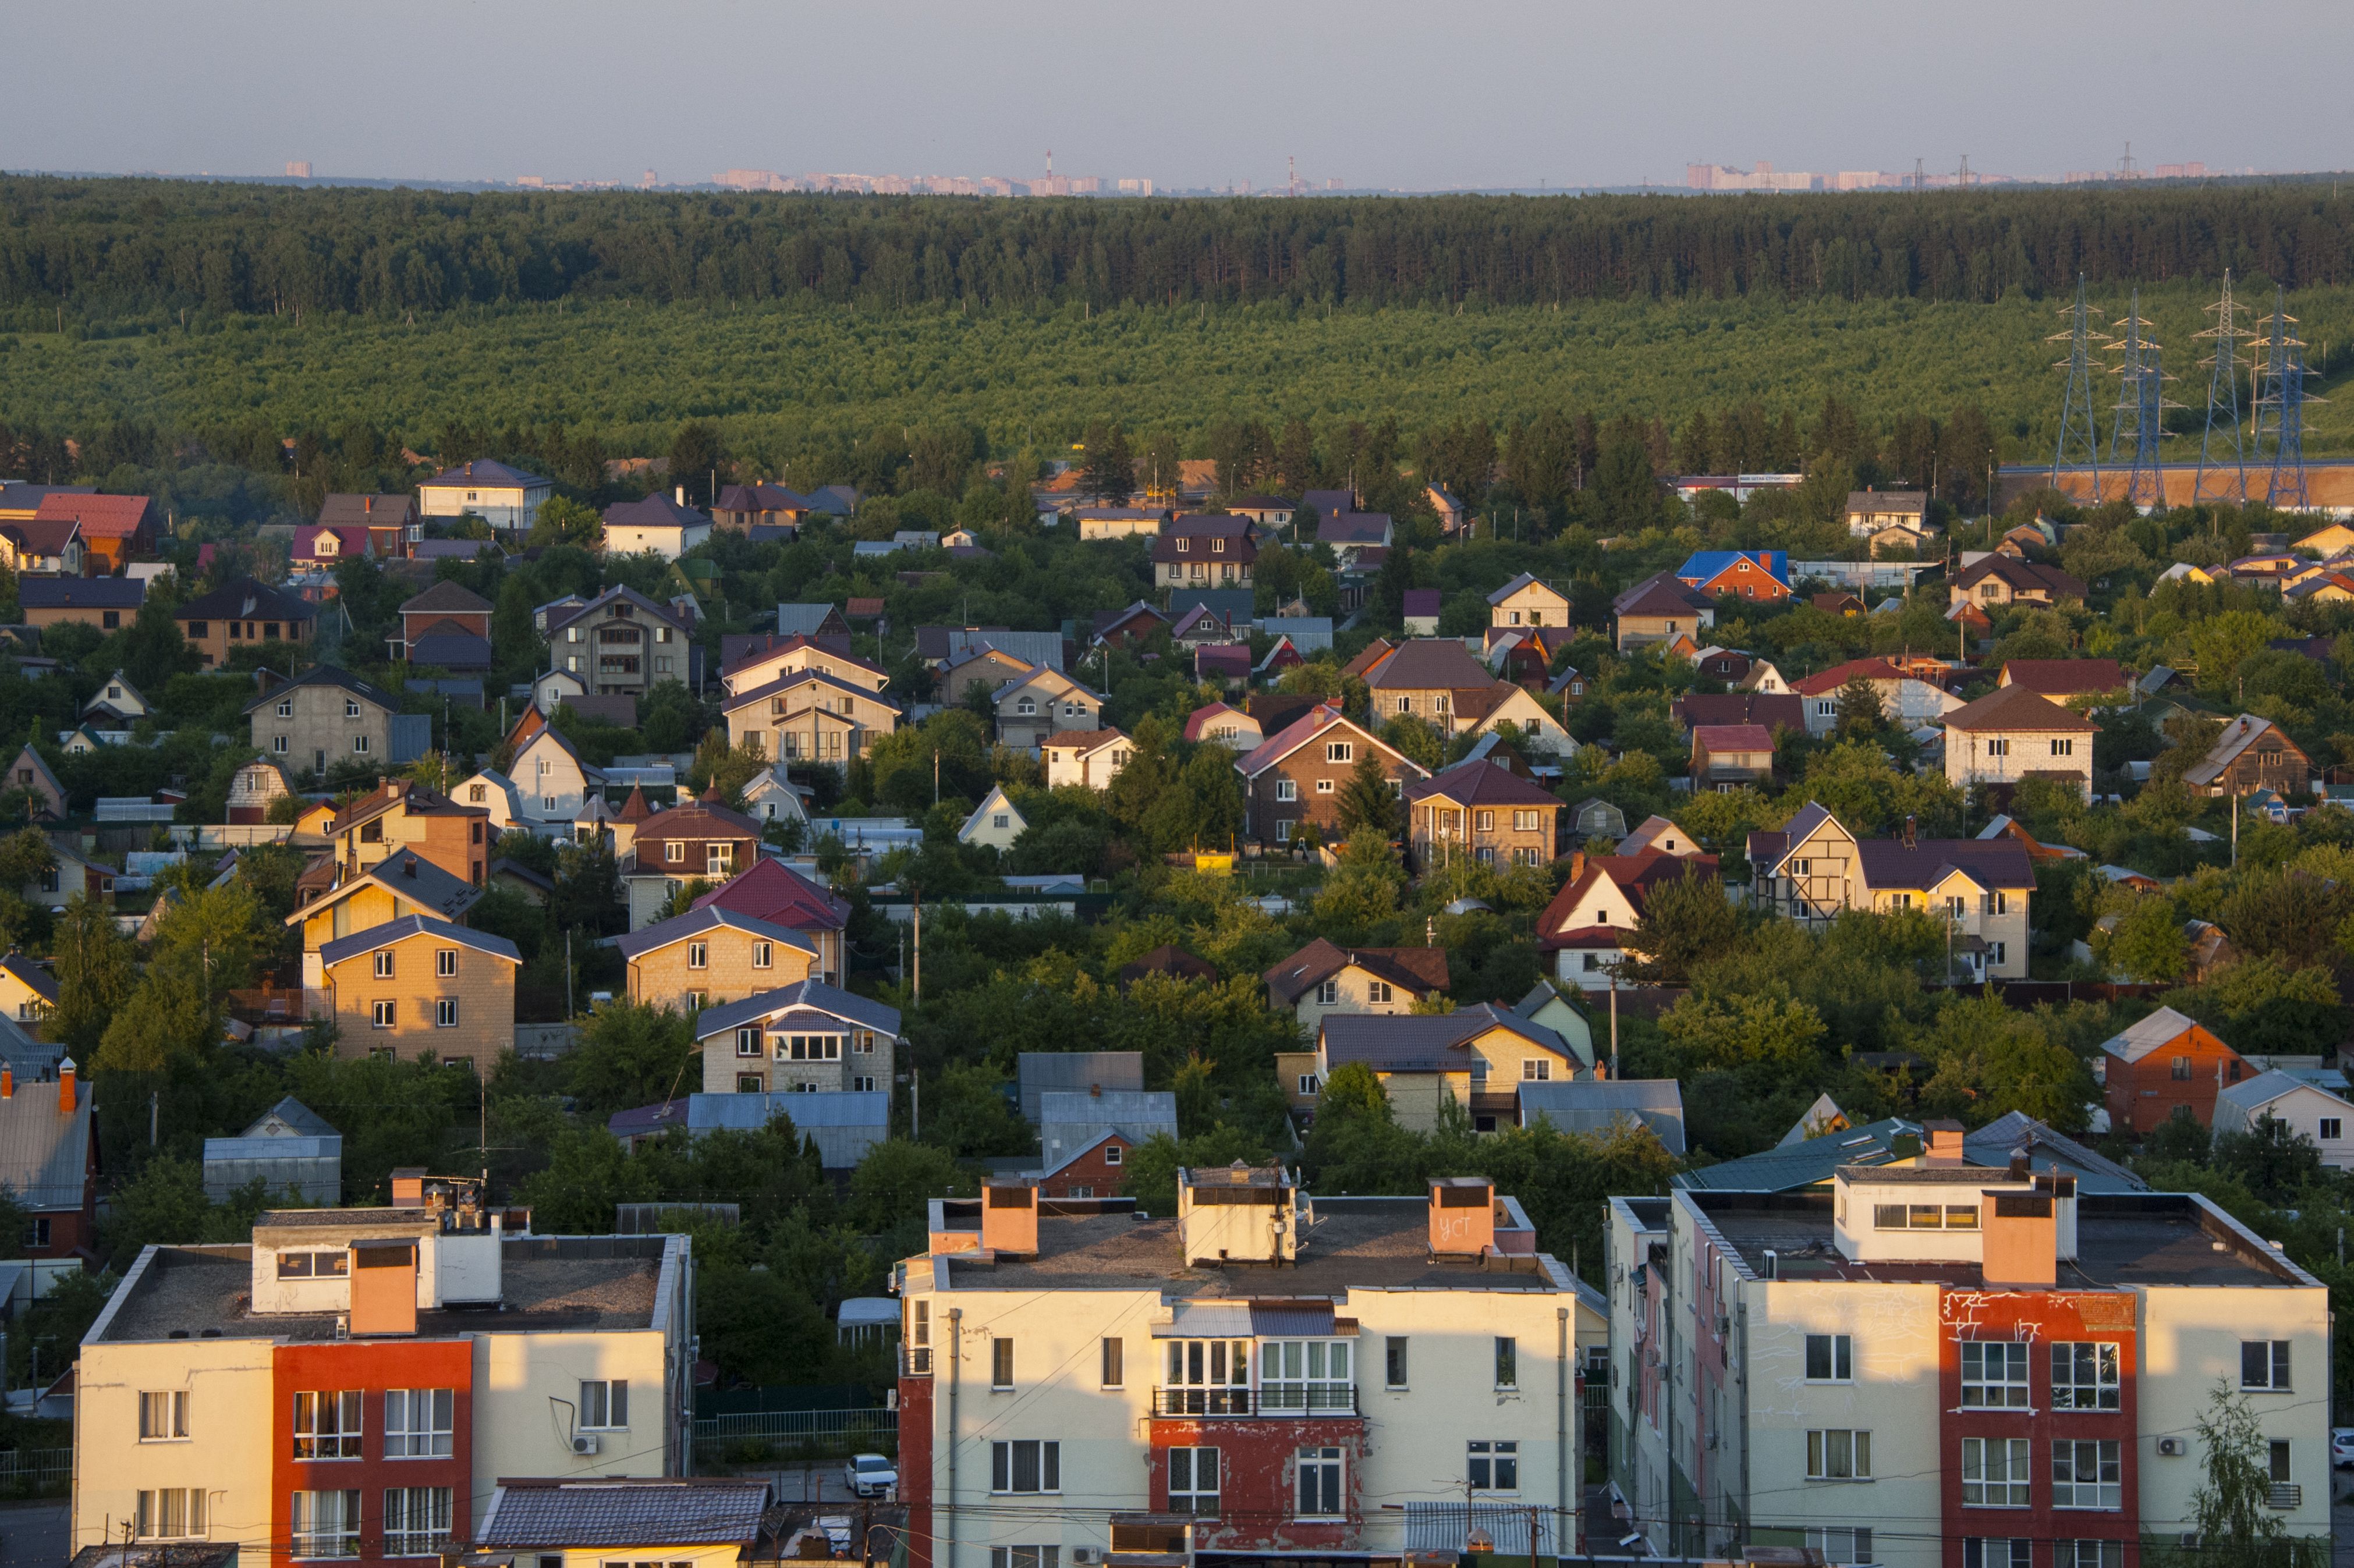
(694, 856, 851, 932)
(2184, 714, 2305, 787)
(1672, 692, 1805, 732)
(1403, 759, 1564, 810)
(420, 459, 549, 489)
(32, 492, 150, 537)
(1614, 576, 1713, 619)
(960, 785, 1028, 835)
(1535, 849, 1719, 949)
(289, 852, 483, 927)
(1963, 1110, 2146, 1194)
(398, 580, 493, 616)
(544, 583, 692, 638)
(1487, 572, 1565, 605)
(0, 953, 57, 1004)
(2100, 1006, 2215, 1064)
(2217, 1069, 2354, 1118)
(1264, 937, 1450, 1006)
(1041, 727, 1130, 755)
(614, 904, 820, 962)
(1672, 1117, 1923, 1190)
(693, 978, 902, 1040)
(1182, 703, 1258, 743)
(1319, 1005, 1570, 1072)
(602, 492, 712, 531)
(1953, 556, 2087, 597)
(1234, 704, 1424, 781)
(0, 1065, 91, 1212)
(1844, 489, 1927, 516)
(1942, 683, 2097, 733)
(720, 666, 902, 715)
(722, 633, 887, 686)
(630, 800, 765, 846)
(477, 1478, 771, 1550)
(1789, 657, 1912, 698)
(1692, 723, 1776, 754)
(1518, 1080, 1686, 1154)
(241, 664, 398, 716)
(717, 482, 812, 512)
(1676, 549, 1789, 587)
(19, 577, 144, 610)
(1999, 659, 2128, 696)
(327, 780, 484, 836)
(239, 1095, 338, 1138)
(317, 493, 416, 527)
(775, 602, 850, 639)
(178, 576, 316, 623)
(1363, 638, 1494, 692)
(318, 914, 522, 969)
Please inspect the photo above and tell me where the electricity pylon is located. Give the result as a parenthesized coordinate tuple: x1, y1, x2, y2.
(2048, 274, 2111, 491)
(2105, 289, 2178, 511)
(2193, 270, 2252, 506)
(2249, 286, 2326, 512)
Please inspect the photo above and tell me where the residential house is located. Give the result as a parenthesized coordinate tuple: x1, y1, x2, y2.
(19, 576, 143, 634)
(316, 492, 416, 555)
(1070, 506, 1168, 539)
(0, 952, 55, 1028)
(938, 644, 1038, 707)
(1264, 936, 1449, 1036)
(721, 634, 889, 698)
(738, 767, 809, 831)
(1043, 729, 1133, 790)
(1813, 592, 1866, 616)
(722, 666, 902, 772)
(1182, 701, 1263, 753)
(1684, 644, 1753, 684)
(608, 1091, 887, 1169)
(1675, 549, 1791, 602)
(1671, 691, 1806, 734)
(172, 577, 318, 668)
(1151, 513, 1257, 592)
(714, 482, 812, 531)
(695, 980, 899, 1094)
(1488, 573, 1570, 630)
(0, 1060, 95, 1258)
(773, 602, 854, 647)
(1941, 684, 2097, 801)
(1316, 1006, 1579, 1131)
(1090, 601, 1169, 648)
(290, 523, 374, 568)
(1016, 1052, 1146, 1126)
(1569, 797, 1628, 842)
(992, 666, 1105, 751)
(2292, 521, 2354, 556)
(499, 724, 604, 825)
(1518, 1079, 1687, 1154)
(1233, 705, 1429, 847)
(601, 491, 713, 559)
(1035, 1089, 1178, 1179)
(200, 1095, 342, 1204)
(1789, 657, 1965, 736)
(915, 626, 1065, 673)
(621, 799, 768, 929)
(1612, 572, 1715, 650)
(418, 457, 554, 534)
(1998, 658, 2129, 703)
(73, 1208, 694, 1564)
(894, 1170, 1601, 1568)
(455, 769, 530, 835)
(1259, 615, 1334, 654)
(546, 587, 695, 700)
(2182, 714, 2316, 797)
(4, 744, 64, 821)
(2101, 1006, 2254, 1133)
(1196, 642, 1253, 685)
(1620, 815, 1703, 859)
(1170, 604, 1244, 648)
(1453, 683, 1577, 757)
(475, 1476, 777, 1568)
(694, 858, 850, 985)
(246, 666, 427, 778)
(82, 669, 149, 725)
(1691, 723, 1777, 791)
(1949, 554, 2088, 609)
(1844, 489, 1928, 536)
(286, 850, 483, 999)
(1223, 494, 1295, 530)
(1427, 483, 1469, 534)
(1605, 1138, 2329, 1565)
(1402, 587, 1442, 634)
(1403, 761, 1562, 867)
(317, 915, 520, 1068)
(958, 785, 1029, 850)
(1535, 847, 1720, 989)
(321, 778, 492, 886)
(392, 581, 495, 668)
(33, 492, 155, 572)
(1748, 803, 2034, 980)
(1364, 638, 1501, 733)
(616, 904, 818, 1014)
(0, 515, 83, 576)
(2285, 570, 2354, 606)
(2214, 1072, 2354, 1169)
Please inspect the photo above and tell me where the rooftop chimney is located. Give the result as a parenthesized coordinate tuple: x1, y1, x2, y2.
(349, 1239, 420, 1335)
(1428, 1177, 1496, 1257)
(1902, 814, 1917, 849)
(402, 854, 417, 878)
(981, 1178, 1038, 1257)
(1981, 1191, 2058, 1287)
(3, 1066, 12, 1099)
(675, 485, 687, 507)
(1924, 1119, 1964, 1165)
(56, 1058, 75, 1114)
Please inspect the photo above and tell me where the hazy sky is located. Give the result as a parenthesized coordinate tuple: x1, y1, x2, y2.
(13, 0, 2352, 191)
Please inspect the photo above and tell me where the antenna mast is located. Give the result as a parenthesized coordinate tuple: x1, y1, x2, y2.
(2193, 269, 2252, 505)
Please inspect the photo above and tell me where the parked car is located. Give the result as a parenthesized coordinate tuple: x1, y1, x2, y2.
(2332, 1428, 2354, 1468)
(844, 1453, 898, 1497)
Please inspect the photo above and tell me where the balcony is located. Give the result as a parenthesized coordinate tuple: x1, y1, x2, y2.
(1153, 1385, 1359, 1417)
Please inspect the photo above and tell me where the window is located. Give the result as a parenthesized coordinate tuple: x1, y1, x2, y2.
(1326, 742, 1353, 763)
(2052, 1439, 2122, 1509)
(1317, 980, 1338, 1005)
(382, 1486, 453, 1557)
(138, 1390, 190, 1441)
(275, 735, 290, 754)
(990, 1551, 1059, 1568)
(1314, 778, 1334, 794)
(2324, 1119, 2343, 1141)
(1262, 1339, 1351, 1411)
(2051, 1343, 2120, 1410)
(278, 1251, 348, 1279)
(276, 697, 295, 718)
(1277, 779, 1297, 802)
(1961, 1342, 2030, 1409)
(1297, 1072, 1319, 1095)
(1494, 1336, 1518, 1389)
(579, 1379, 628, 1428)
(136, 1488, 207, 1541)
(1368, 981, 1392, 1004)
(991, 1439, 1059, 1493)
(687, 942, 708, 970)
(737, 1074, 764, 1092)
(374, 950, 395, 979)
(1476, 810, 1495, 833)
(1275, 820, 1292, 842)
(1806, 1429, 1872, 1481)
(1961, 1436, 2030, 1506)
(435, 999, 458, 1028)
(1513, 809, 1542, 832)
(434, 949, 457, 978)
(187, 622, 208, 639)
(2242, 1339, 2291, 1390)
(992, 1338, 1015, 1389)
(2270, 1439, 2292, 1483)
(470, 784, 487, 803)
(2171, 1055, 2192, 1080)
(373, 1000, 396, 1028)
(1297, 1446, 1343, 1517)
(1805, 1333, 1852, 1382)
(22, 1216, 45, 1249)
(343, 699, 361, 719)
(1103, 1144, 1122, 1166)
(2061, 1544, 2123, 1568)
(293, 1391, 364, 1459)
(1167, 1446, 1217, 1514)
(1101, 1337, 1124, 1388)
(352, 735, 371, 755)
(736, 1028, 761, 1058)
(2051, 739, 2075, 757)
(753, 942, 772, 970)
(291, 1489, 360, 1559)
(1965, 1542, 2030, 1568)
(382, 1389, 453, 1457)
(1467, 1440, 1519, 1492)
(1986, 737, 2008, 757)
(1806, 1529, 1873, 1565)
(1872, 1203, 1979, 1230)
(1522, 1058, 1551, 1081)
(1385, 1336, 1409, 1388)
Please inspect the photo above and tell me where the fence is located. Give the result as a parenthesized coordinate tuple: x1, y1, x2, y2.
(0, 1448, 72, 1497)
(691, 1407, 895, 1465)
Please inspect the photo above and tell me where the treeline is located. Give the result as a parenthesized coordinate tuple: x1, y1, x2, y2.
(6, 176, 2354, 317)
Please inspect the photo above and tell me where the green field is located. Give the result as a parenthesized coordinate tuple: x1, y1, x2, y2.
(8, 283, 2353, 462)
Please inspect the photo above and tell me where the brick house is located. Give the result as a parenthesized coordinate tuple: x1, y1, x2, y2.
(1488, 572, 1570, 630)
(1612, 572, 1714, 650)
(1690, 723, 1777, 790)
(1674, 549, 1791, 602)
(19, 576, 143, 633)
(693, 978, 899, 1095)
(621, 799, 768, 928)
(1403, 760, 1562, 867)
(317, 915, 521, 1068)
(616, 903, 819, 1014)
(2181, 714, 2316, 798)
(546, 585, 695, 698)
(1036, 1129, 1136, 1198)
(2101, 1006, 2254, 1133)
(694, 857, 853, 985)
(1949, 555, 2087, 610)
(316, 492, 417, 555)
(175, 577, 319, 669)
(1151, 513, 1257, 592)
(392, 580, 495, 668)
(33, 492, 155, 573)
(1942, 684, 2097, 803)
(321, 778, 491, 887)
(245, 666, 428, 778)
(0, 1060, 97, 1259)
(1233, 705, 1428, 847)
(1362, 639, 1502, 735)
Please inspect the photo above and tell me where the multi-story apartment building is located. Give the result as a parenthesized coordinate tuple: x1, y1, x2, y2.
(895, 1169, 1605, 1568)
(1607, 1127, 2330, 1568)
(693, 980, 901, 1094)
(1747, 804, 2034, 980)
(545, 587, 694, 700)
(73, 1187, 693, 1565)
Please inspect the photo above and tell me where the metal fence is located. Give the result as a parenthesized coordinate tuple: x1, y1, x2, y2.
(0, 1448, 72, 1495)
(692, 1407, 895, 1462)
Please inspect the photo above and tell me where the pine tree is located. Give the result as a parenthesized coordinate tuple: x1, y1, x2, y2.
(1334, 748, 1399, 839)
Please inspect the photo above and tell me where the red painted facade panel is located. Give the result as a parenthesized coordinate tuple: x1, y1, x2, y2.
(898, 1375, 934, 1568)
(271, 1339, 474, 1568)
(1147, 1416, 1363, 1552)
(1938, 1290, 2139, 1568)
(2105, 1024, 2249, 1131)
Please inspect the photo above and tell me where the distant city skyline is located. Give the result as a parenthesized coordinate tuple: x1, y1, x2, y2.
(9, 0, 2351, 196)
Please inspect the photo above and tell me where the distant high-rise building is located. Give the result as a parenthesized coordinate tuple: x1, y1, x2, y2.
(641, 168, 659, 189)
(1116, 178, 1154, 196)
(285, 160, 312, 179)
(1325, 176, 1342, 190)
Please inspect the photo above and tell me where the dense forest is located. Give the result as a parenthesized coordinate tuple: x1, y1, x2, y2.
(6, 176, 2354, 317)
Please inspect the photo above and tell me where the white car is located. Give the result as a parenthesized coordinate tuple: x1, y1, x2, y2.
(2331, 1428, 2354, 1468)
(844, 1453, 898, 1498)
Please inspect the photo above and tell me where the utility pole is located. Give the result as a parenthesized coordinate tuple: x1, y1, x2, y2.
(911, 1067, 920, 1141)
(150, 1091, 158, 1147)
(1607, 970, 1619, 1080)
(911, 889, 921, 1003)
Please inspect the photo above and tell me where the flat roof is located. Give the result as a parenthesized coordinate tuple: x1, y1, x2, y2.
(1686, 1191, 2313, 1289)
(91, 1237, 673, 1343)
(941, 1198, 1573, 1296)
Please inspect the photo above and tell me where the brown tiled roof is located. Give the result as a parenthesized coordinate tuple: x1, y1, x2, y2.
(1362, 638, 1493, 692)
(1692, 723, 1776, 754)
(1403, 760, 1564, 809)
(1998, 659, 2128, 696)
(1672, 693, 1805, 732)
(1942, 684, 2097, 733)
(1042, 728, 1129, 751)
(1264, 937, 1450, 1006)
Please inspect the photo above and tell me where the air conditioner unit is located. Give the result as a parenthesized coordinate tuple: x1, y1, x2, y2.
(1072, 1551, 1104, 1565)
(2157, 1438, 2185, 1457)
(2179, 1534, 2200, 1550)
(1714, 1315, 1731, 1339)
(570, 1434, 601, 1456)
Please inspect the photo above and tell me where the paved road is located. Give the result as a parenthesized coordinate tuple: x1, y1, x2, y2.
(0, 1502, 65, 1568)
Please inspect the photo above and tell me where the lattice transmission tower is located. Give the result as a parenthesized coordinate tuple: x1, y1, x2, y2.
(2250, 286, 2327, 512)
(2193, 270, 2253, 506)
(2048, 274, 2111, 489)
(2105, 289, 2178, 511)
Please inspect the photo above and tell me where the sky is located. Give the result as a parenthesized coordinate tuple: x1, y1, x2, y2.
(12, 0, 2353, 193)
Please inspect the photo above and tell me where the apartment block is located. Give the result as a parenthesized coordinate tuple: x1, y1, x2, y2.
(895, 1169, 1605, 1568)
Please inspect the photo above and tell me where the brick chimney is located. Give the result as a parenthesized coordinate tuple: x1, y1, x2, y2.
(1924, 1119, 1964, 1165)
(56, 1058, 75, 1114)
(2, 1065, 13, 1099)
(981, 1178, 1038, 1256)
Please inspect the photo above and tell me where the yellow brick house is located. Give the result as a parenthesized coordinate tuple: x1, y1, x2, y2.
(616, 904, 818, 1014)
(316, 914, 521, 1068)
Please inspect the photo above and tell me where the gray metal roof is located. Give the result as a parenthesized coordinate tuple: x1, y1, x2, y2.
(776, 602, 847, 638)
(694, 980, 902, 1041)
(943, 629, 1065, 671)
(242, 1096, 336, 1138)
(0, 1071, 90, 1212)
(477, 1479, 771, 1548)
(1318, 1006, 1570, 1073)
(1516, 1080, 1686, 1155)
(1018, 1051, 1143, 1124)
(1672, 1117, 1922, 1191)
(318, 914, 521, 969)
(1962, 1109, 2147, 1194)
